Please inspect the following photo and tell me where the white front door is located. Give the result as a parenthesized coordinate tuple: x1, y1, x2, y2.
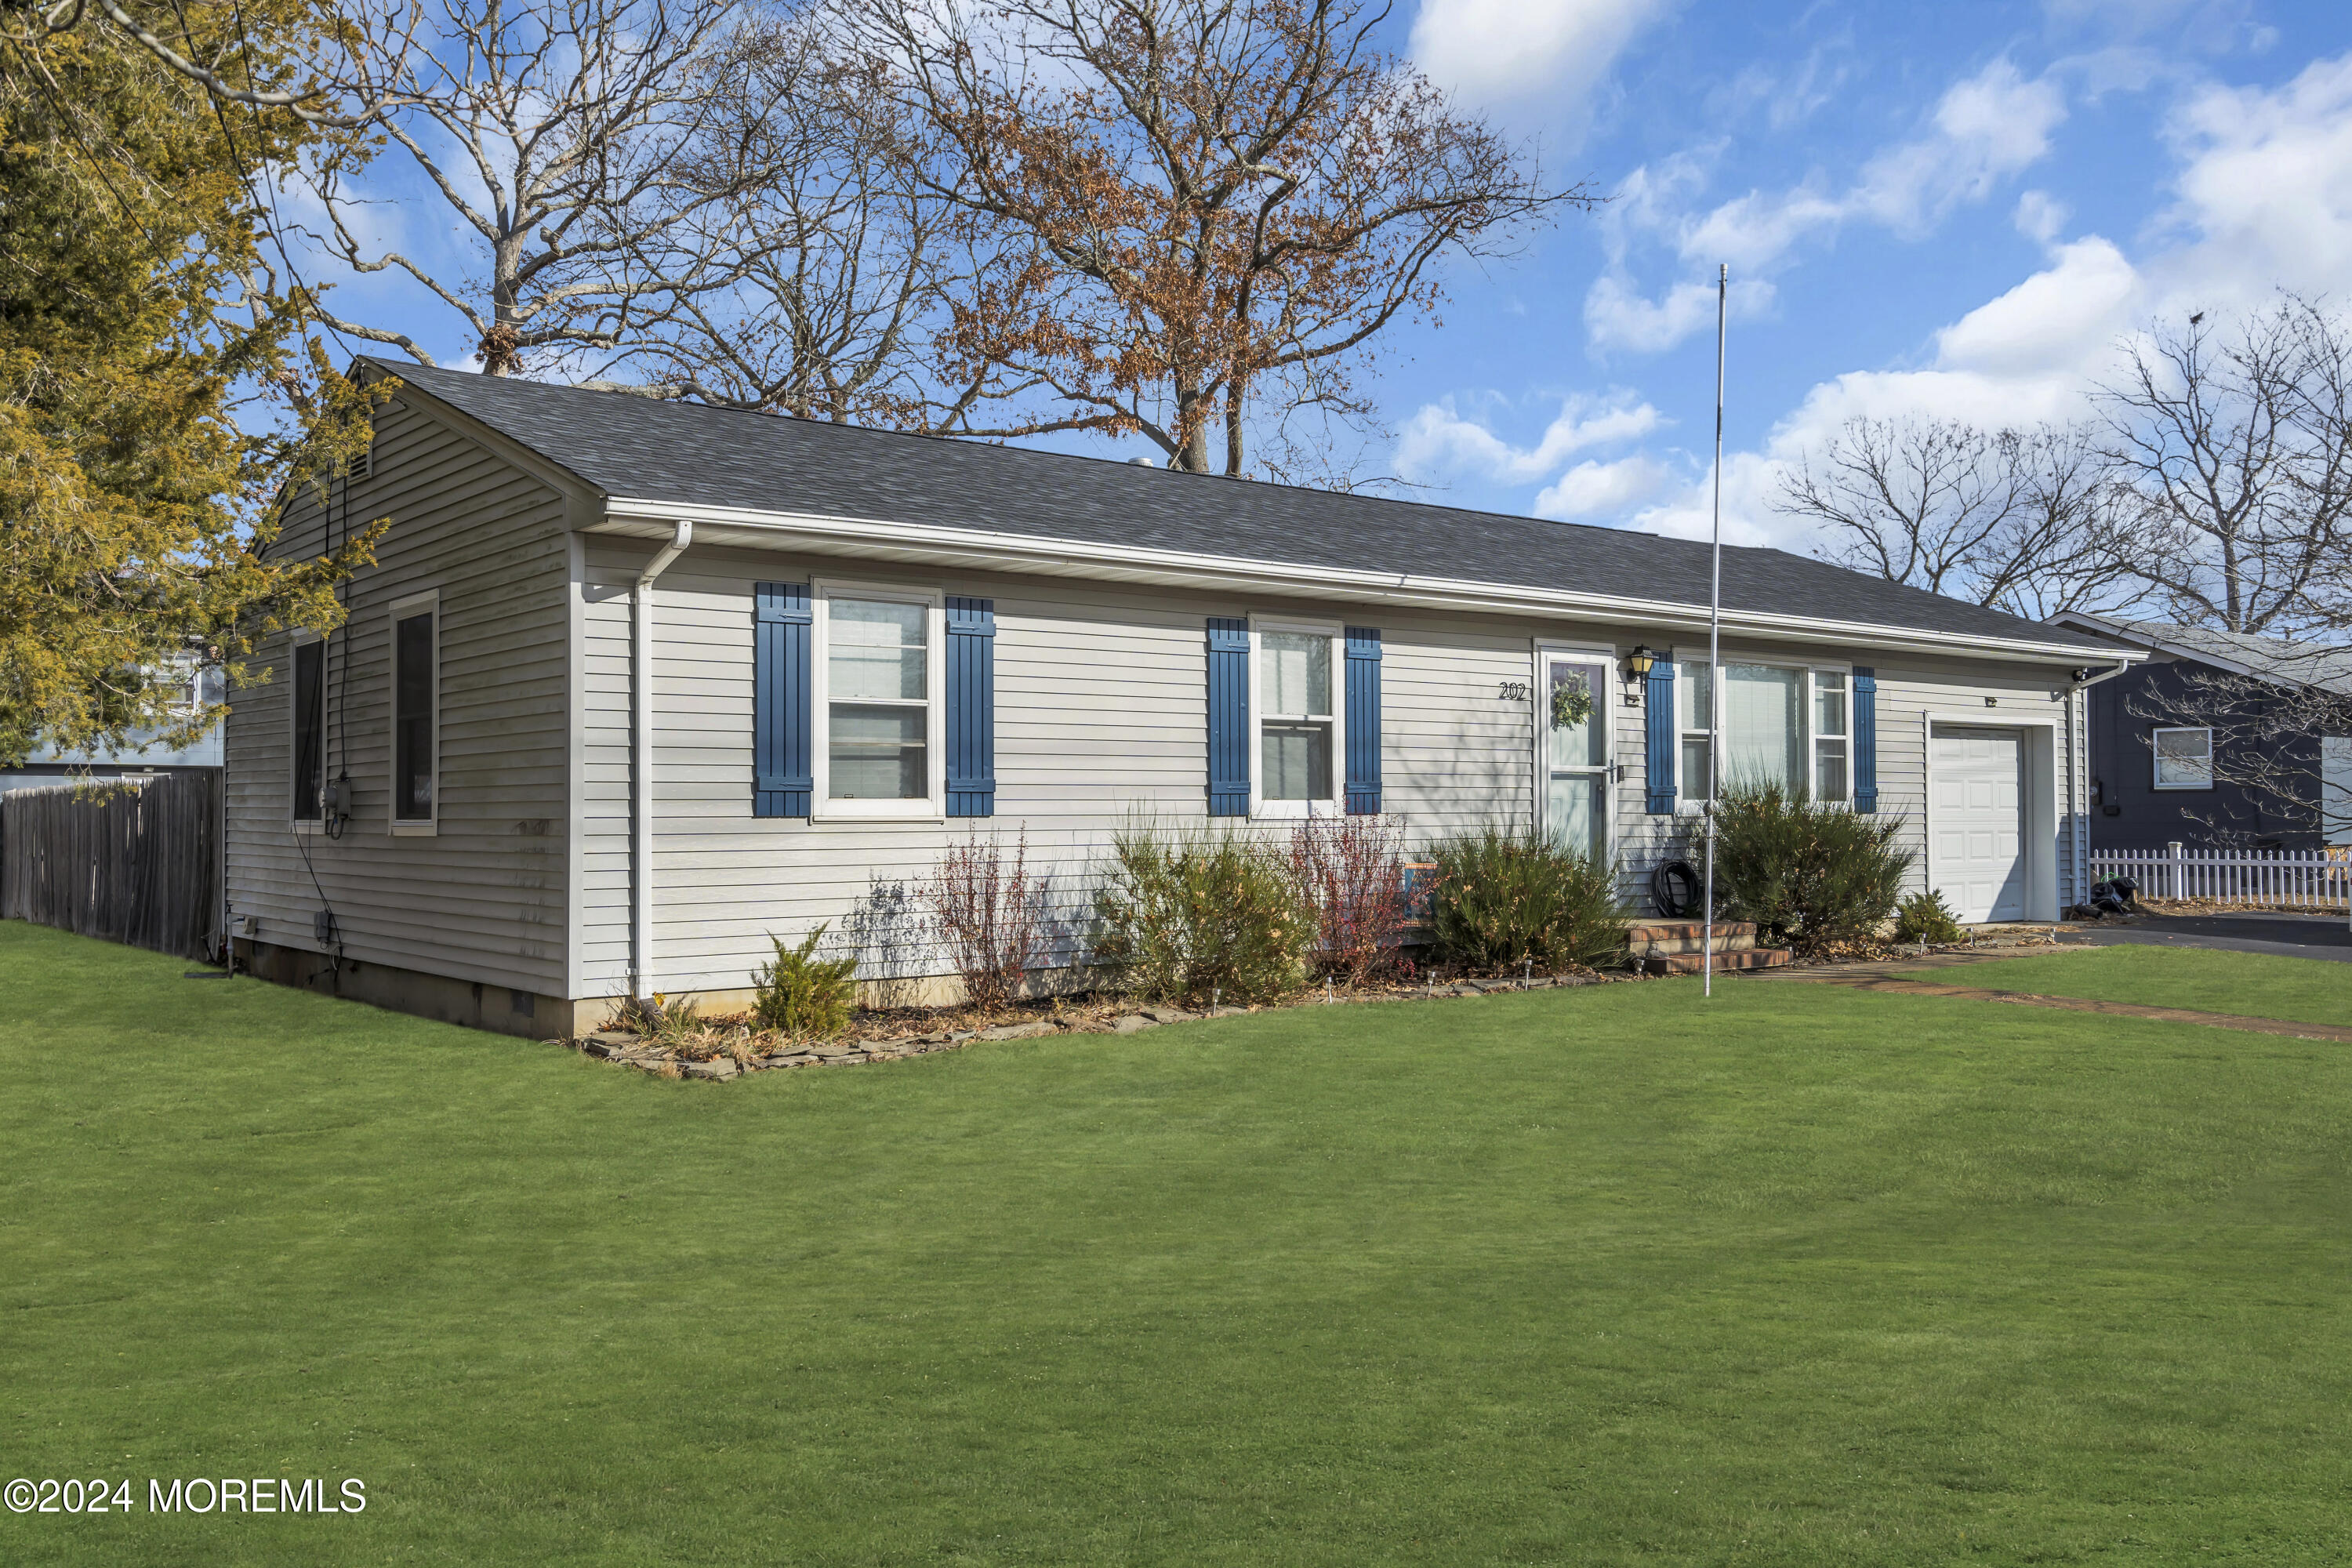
(1931, 727, 2025, 923)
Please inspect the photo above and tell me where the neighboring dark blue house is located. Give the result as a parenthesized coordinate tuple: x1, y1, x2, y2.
(2055, 614, 2352, 852)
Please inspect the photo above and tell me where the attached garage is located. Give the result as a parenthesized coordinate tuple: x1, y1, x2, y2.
(1929, 727, 2027, 922)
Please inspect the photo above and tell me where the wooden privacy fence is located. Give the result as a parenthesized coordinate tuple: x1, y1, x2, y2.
(2, 772, 221, 957)
(2089, 844, 2351, 913)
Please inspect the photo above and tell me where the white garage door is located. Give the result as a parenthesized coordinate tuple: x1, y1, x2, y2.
(1931, 727, 2025, 924)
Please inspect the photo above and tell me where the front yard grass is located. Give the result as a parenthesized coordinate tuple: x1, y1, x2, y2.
(1957, 942, 2349, 1027)
(2, 920, 2348, 1566)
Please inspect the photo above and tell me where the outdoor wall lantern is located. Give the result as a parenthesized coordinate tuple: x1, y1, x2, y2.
(1624, 644, 1658, 686)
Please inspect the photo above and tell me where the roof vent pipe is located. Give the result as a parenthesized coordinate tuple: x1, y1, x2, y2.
(633, 520, 691, 1001)
(1126, 456, 1156, 466)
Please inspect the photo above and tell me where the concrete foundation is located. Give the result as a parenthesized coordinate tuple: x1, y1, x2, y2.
(233, 937, 590, 1039)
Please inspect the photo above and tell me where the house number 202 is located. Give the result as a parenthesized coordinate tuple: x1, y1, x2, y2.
(1497, 681, 1530, 701)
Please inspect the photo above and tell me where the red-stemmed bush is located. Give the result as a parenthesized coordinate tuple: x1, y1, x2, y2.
(924, 827, 1047, 1009)
(1288, 811, 1409, 985)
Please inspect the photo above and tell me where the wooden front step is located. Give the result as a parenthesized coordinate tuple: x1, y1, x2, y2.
(1627, 920, 1757, 956)
(1640, 946, 1791, 976)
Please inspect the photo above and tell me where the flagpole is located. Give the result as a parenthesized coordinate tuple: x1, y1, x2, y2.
(1704, 263, 1726, 1000)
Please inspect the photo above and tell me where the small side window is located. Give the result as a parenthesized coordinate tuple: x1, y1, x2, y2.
(292, 639, 325, 823)
(2152, 726, 2212, 790)
(1813, 671, 1849, 803)
(392, 599, 437, 826)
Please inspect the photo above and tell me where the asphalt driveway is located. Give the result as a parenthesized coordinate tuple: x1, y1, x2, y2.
(2063, 910, 2352, 964)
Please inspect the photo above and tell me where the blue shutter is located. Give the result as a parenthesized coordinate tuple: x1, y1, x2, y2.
(753, 583, 811, 817)
(1206, 618, 1250, 817)
(946, 597, 996, 817)
(1344, 626, 1381, 815)
(1853, 666, 1878, 813)
(1644, 659, 1677, 814)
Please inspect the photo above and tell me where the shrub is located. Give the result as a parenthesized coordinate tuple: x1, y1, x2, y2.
(1894, 888, 1966, 945)
(1707, 782, 1913, 957)
(1091, 819, 1316, 1005)
(1425, 826, 1629, 973)
(925, 828, 1047, 1009)
(751, 924, 858, 1038)
(1288, 811, 1409, 985)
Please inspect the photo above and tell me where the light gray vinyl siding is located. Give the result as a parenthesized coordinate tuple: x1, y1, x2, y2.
(223, 397, 573, 991)
(576, 545, 2086, 999)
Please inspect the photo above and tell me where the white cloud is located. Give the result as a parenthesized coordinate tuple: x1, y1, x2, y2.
(2156, 52, 2352, 309)
(2013, 189, 2071, 244)
(1584, 274, 1775, 355)
(1853, 60, 2068, 232)
(1588, 58, 2069, 354)
(1408, 0, 1670, 110)
(1534, 455, 1673, 518)
(1396, 392, 1664, 483)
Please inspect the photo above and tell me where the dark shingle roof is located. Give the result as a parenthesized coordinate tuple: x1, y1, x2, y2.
(374, 358, 2112, 655)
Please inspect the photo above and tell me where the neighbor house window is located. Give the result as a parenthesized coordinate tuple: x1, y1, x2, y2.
(390, 593, 437, 829)
(820, 590, 938, 813)
(1259, 629, 1334, 804)
(291, 637, 325, 823)
(1813, 670, 1849, 803)
(2153, 726, 2213, 789)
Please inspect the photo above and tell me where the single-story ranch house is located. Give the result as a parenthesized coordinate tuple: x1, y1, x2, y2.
(225, 360, 2135, 1034)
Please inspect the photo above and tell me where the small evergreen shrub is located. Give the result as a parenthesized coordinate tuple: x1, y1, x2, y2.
(1091, 820, 1316, 1005)
(1425, 826, 1628, 972)
(1894, 888, 1966, 945)
(751, 924, 858, 1038)
(1708, 782, 1913, 957)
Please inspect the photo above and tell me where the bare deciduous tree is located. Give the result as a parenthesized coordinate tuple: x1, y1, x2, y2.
(295, 0, 761, 374)
(2099, 296, 2352, 637)
(604, 16, 956, 422)
(1773, 416, 2143, 619)
(853, 0, 1587, 474)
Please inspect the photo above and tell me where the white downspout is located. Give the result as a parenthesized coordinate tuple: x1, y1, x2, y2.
(2067, 662, 2134, 906)
(633, 521, 691, 1000)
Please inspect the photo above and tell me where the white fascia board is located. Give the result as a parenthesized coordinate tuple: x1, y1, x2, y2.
(597, 496, 2141, 667)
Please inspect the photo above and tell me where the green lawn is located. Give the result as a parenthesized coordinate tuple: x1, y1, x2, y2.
(1958, 943, 2350, 1028)
(3, 923, 2348, 1566)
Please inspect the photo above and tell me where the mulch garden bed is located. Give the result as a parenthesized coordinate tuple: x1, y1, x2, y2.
(558, 965, 1638, 1081)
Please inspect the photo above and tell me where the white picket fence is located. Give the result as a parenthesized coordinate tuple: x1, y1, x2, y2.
(2088, 844, 2352, 912)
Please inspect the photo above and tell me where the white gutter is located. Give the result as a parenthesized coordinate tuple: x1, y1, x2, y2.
(597, 496, 2138, 668)
(632, 520, 691, 1000)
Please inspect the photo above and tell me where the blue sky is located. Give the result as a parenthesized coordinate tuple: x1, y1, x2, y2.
(302, 0, 2352, 557)
(1382, 0, 2352, 548)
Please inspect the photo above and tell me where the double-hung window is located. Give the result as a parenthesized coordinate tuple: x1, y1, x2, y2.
(1261, 630, 1331, 801)
(2152, 726, 2213, 789)
(816, 586, 942, 818)
(1812, 671, 1849, 803)
(1677, 657, 1853, 806)
(1675, 659, 1714, 806)
(291, 636, 325, 826)
(390, 592, 437, 832)
(1254, 625, 1342, 815)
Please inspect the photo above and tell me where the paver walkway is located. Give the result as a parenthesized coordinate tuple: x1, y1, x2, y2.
(1760, 944, 2352, 1044)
